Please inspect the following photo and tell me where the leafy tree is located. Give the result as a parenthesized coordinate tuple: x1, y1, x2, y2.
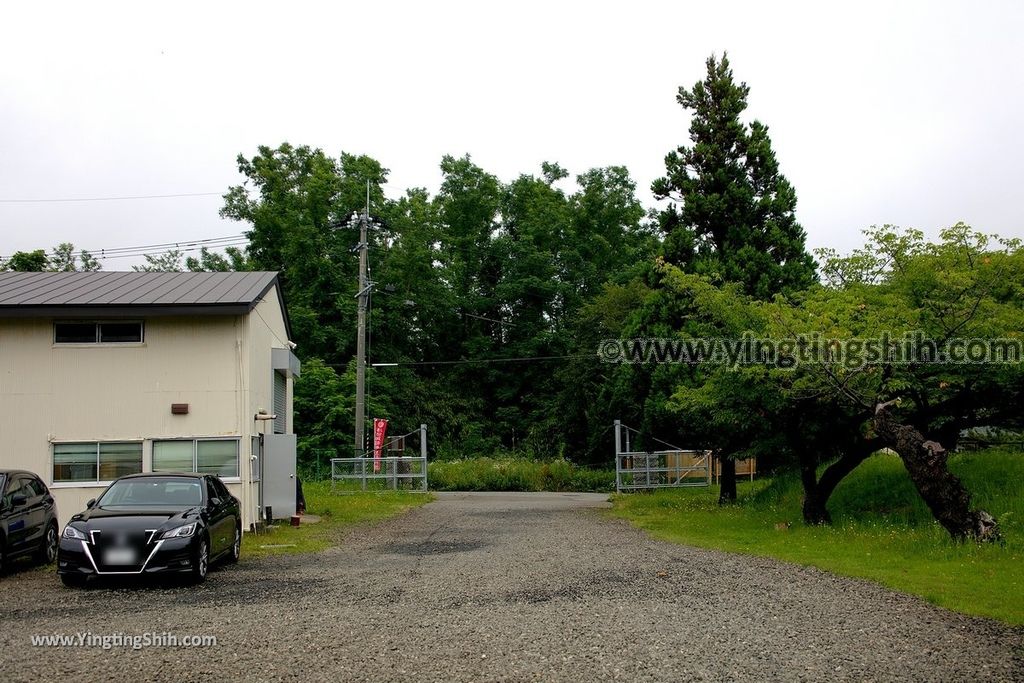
(221, 143, 439, 464)
(4, 249, 49, 271)
(293, 358, 351, 466)
(785, 223, 1021, 539)
(553, 278, 653, 464)
(658, 224, 1020, 539)
(3, 244, 101, 272)
(565, 167, 654, 306)
(49, 243, 78, 272)
(521, 166, 655, 460)
(134, 249, 184, 272)
(80, 252, 101, 272)
(216, 144, 662, 464)
(185, 246, 250, 272)
(430, 155, 506, 453)
(222, 143, 387, 364)
(50, 243, 101, 272)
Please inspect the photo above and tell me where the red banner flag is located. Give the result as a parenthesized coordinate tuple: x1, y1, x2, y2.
(373, 418, 389, 473)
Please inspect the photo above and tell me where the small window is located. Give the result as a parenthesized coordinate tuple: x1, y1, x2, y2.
(152, 439, 239, 478)
(99, 442, 145, 480)
(53, 443, 100, 482)
(100, 322, 143, 343)
(54, 322, 98, 343)
(53, 442, 143, 483)
(54, 321, 143, 344)
(153, 441, 194, 472)
(198, 440, 239, 477)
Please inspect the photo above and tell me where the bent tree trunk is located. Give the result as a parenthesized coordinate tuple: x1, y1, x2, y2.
(801, 467, 830, 524)
(872, 404, 999, 542)
(800, 440, 880, 525)
(718, 456, 737, 504)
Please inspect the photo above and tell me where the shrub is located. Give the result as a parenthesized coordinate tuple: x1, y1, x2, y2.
(428, 457, 614, 492)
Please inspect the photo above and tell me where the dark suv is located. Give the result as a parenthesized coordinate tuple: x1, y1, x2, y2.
(0, 470, 59, 574)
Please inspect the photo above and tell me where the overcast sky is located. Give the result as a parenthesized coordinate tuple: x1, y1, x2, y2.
(1, 1, 1022, 269)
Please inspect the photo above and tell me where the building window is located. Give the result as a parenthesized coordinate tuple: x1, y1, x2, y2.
(54, 321, 143, 344)
(153, 439, 239, 478)
(152, 441, 193, 472)
(53, 322, 98, 343)
(53, 442, 143, 483)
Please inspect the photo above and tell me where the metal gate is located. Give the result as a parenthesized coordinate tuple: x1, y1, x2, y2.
(614, 420, 711, 492)
(330, 424, 429, 492)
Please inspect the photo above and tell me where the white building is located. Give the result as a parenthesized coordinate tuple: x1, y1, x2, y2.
(0, 270, 300, 530)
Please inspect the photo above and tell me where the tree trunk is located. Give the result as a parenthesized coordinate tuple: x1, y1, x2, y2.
(800, 463, 830, 524)
(800, 441, 879, 525)
(718, 456, 737, 504)
(872, 403, 999, 542)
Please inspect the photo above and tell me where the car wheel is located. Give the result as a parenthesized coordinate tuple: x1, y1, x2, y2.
(35, 524, 59, 565)
(60, 573, 87, 588)
(227, 526, 240, 564)
(0, 542, 5, 575)
(192, 537, 209, 584)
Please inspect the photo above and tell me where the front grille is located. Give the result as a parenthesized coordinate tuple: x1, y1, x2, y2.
(90, 530, 157, 572)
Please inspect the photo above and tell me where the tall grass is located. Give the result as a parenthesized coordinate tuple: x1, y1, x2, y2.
(611, 449, 1024, 624)
(428, 457, 615, 492)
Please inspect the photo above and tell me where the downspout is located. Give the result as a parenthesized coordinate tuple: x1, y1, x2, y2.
(235, 316, 252, 529)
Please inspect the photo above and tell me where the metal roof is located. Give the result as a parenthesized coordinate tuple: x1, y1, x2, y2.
(0, 271, 290, 336)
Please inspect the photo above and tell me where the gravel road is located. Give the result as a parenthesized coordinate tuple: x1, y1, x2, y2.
(1, 491, 1021, 682)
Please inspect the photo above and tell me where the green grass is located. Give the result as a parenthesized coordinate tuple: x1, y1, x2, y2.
(242, 481, 431, 559)
(428, 457, 615, 492)
(610, 449, 1024, 625)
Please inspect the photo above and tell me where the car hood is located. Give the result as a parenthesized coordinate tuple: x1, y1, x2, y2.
(70, 506, 202, 533)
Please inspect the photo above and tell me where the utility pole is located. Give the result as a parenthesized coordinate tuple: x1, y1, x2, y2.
(353, 181, 371, 455)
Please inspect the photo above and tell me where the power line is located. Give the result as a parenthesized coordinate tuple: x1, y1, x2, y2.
(0, 192, 223, 204)
(93, 240, 250, 261)
(0, 233, 249, 262)
(362, 354, 595, 367)
(88, 236, 247, 260)
(86, 234, 245, 255)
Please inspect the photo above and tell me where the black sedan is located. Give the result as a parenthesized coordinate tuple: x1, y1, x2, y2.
(1, 469, 59, 574)
(57, 473, 240, 587)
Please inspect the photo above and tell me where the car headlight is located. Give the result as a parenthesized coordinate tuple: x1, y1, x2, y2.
(161, 523, 197, 539)
(63, 525, 87, 541)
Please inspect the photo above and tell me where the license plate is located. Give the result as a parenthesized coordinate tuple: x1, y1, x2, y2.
(103, 548, 137, 565)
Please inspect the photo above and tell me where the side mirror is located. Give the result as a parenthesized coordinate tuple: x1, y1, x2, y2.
(11, 494, 27, 507)
(209, 497, 222, 508)
(85, 498, 96, 509)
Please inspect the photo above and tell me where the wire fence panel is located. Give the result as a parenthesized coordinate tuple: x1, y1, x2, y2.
(330, 424, 429, 492)
(614, 420, 712, 492)
(615, 450, 712, 491)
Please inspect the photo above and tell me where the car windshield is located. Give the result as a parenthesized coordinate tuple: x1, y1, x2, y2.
(97, 478, 204, 508)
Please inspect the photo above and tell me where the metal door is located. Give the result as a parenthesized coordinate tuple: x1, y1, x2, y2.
(262, 433, 297, 520)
